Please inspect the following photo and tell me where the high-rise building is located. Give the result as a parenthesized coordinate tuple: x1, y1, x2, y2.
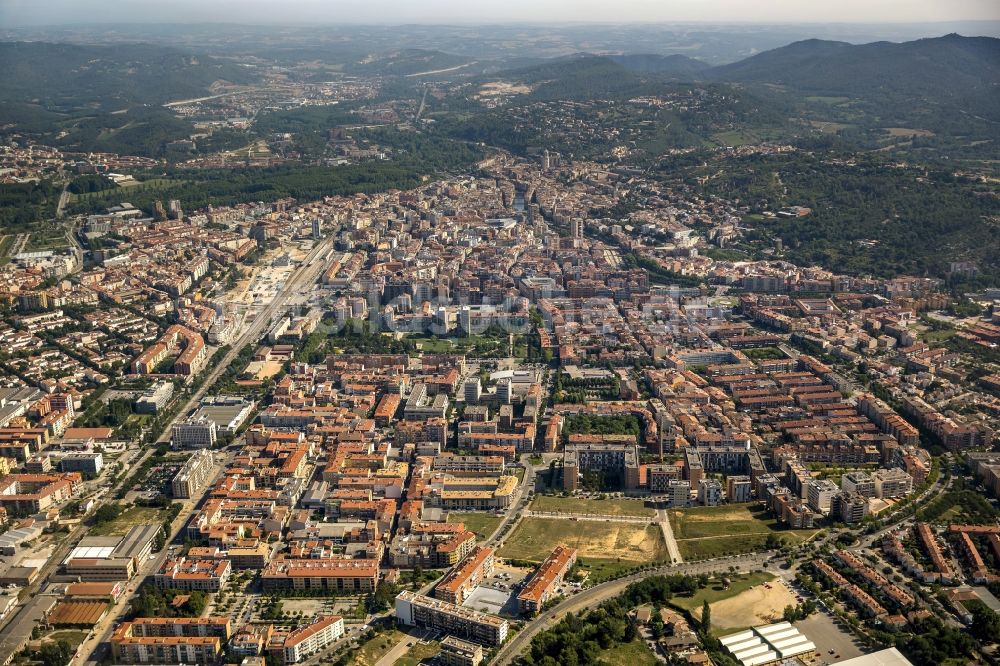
(464, 379, 482, 404)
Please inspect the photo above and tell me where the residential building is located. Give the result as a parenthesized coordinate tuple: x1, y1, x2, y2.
(261, 558, 378, 593)
(807, 479, 840, 515)
(435, 546, 495, 605)
(439, 636, 483, 666)
(60, 452, 104, 476)
(154, 558, 232, 592)
(518, 545, 577, 616)
(726, 475, 752, 503)
(395, 591, 509, 646)
(280, 616, 344, 664)
(172, 416, 217, 449)
(172, 449, 215, 498)
(872, 468, 913, 499)
(697, 478, 722, 506)
(840, 471, 875, 498)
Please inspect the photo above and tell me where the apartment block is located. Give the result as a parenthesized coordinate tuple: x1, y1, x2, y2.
(697, 478, 722, 506)
(840, 471, 875, 498)
(726, 475, 752, 503)
(395, 591, 508, 646)
(280, 616, 345, 664)
(807, 479, 840, 515)
(872, 468, 913, 499)
(154, 558, 231, 591)
(111, 624, 222, 665)
(171, 449, 215, 498)
(518, 546, 577, 616)
(435, 546, 495, 605)
(262, 558, 378, 593)
(439, 636, 484, 666)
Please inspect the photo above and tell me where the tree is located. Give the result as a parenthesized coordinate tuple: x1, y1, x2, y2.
(38, 640, 73, 666)
(93, 503, 123, 526)
(701, 600, 711, 635)
(782, 604, 799, 623)
(648, 612, 664, 639)
(970, 601, 1000, 644)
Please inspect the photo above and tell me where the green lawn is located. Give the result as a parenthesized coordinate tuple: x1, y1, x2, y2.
(530, 495, 655, 518)
(597, 639, 659, 666)
(394, 640, 440, 666)
(922, 327, 957, 344)
(44, 630, 90, 651)
(447, 512, 502, 540)
(0, 235, 15, 263)
(713, 129, 759, 146)
(669, 504, 820, 560)
(671, 572, 775, 612)
(90, 505, 169, 536)
(413, 337, 457, 353)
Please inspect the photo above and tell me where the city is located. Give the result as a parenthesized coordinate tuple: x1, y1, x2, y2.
(0, 5, 999, 666)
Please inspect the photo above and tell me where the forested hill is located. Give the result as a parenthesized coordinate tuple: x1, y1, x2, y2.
(608, 54, 710, 76)
(0, 41, 256, 112)
(706, 34, 1000, 118)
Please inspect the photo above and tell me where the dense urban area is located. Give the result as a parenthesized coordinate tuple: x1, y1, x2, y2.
(0, 18, 999, 666)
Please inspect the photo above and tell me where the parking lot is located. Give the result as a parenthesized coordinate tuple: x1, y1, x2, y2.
(795, 610, 866, 663)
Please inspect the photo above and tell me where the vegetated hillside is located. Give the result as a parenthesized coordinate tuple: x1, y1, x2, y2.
(698, 154, 1000, 283)
(0, 41, 256, 112)
(497, 55, 664, 100)
(346, 48, 475, 76)
(609, 53, 710, 77)
(707, 34, 1000, 120)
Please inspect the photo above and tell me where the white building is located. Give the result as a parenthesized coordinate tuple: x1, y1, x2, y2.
(873, 468, 913, 499)
(281, 616, 344, 664)
(807, 479, 840, 515)
(698, 478, 722, 506)
(841, 471, 875, 498)
(726, 475, 752, 503)
(172, 416, 217, 449)
(665, 479, 691, 507)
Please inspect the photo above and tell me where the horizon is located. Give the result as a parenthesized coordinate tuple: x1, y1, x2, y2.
(2, 0, 998, 28)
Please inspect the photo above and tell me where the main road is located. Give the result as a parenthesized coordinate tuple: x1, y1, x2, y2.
(491, 551, 776, 665)
(493, 459, 951, 665)
(72, 236, 333, 664)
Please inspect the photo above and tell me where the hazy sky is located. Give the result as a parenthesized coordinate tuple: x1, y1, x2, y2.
(2, 0, 998, 26)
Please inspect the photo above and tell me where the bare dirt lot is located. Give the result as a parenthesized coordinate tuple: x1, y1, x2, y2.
(499, 517, 666, 563)
(699, 579, 798, 630)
